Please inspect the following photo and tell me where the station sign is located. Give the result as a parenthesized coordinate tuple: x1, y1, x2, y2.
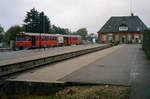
(119, 27, 128, 31)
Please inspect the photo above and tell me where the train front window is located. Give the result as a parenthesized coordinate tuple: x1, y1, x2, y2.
(16, 36, 31, 41)
(16, 36, 24, 41)
(42, 36, 45, 41)
(25, 36, 31, 41)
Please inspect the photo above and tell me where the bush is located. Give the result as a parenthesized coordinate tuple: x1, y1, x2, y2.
(143, 30, 150, 59)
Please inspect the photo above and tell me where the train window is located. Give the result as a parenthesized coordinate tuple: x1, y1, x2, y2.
(42, 36, 45, 41)
(16, 36, 24, 41)
(25, 36, 30, 41)
(45, 36, 47, 41)
(36, 37, 38, 41)
(52, 37, 54, 40)
(47, 37, 49, 41)
(39, 36, 41, 41)
(45, 37, 47, 41)
(72, 37, 77, 40)
(64, 37, 67, 41)
(49, 36, 51, 40)
(46, 37, 47, 41)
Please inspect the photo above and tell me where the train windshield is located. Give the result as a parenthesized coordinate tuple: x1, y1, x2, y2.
(16, 35, 31, 41)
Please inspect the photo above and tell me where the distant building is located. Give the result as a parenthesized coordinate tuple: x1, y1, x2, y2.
(98, 15, 148, 43)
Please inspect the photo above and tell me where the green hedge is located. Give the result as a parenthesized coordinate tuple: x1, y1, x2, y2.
(143, 30, 150, 59)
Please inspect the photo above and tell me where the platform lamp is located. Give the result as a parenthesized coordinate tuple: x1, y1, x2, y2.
(43, 15, 46, 50)
(40, 32, 41, 49)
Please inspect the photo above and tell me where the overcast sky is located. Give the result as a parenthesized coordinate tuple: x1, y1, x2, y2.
(0, 0, 149, 34)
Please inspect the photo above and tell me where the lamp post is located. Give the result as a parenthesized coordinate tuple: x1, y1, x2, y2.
(40, 32, 41, 49)
(43, 15, 46, 50)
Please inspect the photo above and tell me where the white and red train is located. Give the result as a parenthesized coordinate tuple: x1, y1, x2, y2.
(15, 32, 82, 50)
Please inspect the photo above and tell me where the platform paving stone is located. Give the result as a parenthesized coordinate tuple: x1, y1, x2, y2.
(58, 45, 138, 86)
(7, 45, 122, 82)
(59, 44, 150, 98)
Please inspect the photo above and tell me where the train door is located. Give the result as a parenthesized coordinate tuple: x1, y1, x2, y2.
(58, 36, 64, 46)
(32, 36, 36, 46)
(66, 37, 69, 45)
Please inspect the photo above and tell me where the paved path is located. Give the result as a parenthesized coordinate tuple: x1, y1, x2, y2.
(130, 46, 150, 99)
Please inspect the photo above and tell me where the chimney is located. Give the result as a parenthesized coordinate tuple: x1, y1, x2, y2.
(131, 13, 134, 16)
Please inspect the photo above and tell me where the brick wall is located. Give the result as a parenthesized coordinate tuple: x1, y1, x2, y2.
(98, 32, 142, 43)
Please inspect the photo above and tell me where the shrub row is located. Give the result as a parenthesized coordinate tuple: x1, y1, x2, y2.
(143, 30, 150, 59)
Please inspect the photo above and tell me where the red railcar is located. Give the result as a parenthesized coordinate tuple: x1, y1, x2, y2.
(15, 32, 81, 50)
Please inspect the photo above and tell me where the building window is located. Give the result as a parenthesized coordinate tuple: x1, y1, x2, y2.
(103, 35, 106, 41)
(108, 33, 112, 42)
(141, 34, 143, 41)
(128, 34, 131, 41)
(115, 34, 119, 41)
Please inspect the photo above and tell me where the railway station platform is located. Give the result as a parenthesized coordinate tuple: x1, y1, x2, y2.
(1, 44, 150, 98)
(8, 44, 122, 83)
(0, 44, 114, 77)
(0, 44, 106, 66)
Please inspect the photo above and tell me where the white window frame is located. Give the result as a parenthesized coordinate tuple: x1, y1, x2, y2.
(108, 33, 112, 41)
(128, 34, 131, 41)
(115, 34, 119, 41)
(103, 35, 106, 41)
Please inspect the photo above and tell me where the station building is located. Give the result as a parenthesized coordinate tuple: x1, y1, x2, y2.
(98, 15, 148, 43)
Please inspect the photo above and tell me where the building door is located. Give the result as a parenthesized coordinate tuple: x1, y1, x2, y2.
(121, 35, 126, 43)
(135, 38, 139, 43)
(122, 37, 125, 43)
(135, 34, 139, 43)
